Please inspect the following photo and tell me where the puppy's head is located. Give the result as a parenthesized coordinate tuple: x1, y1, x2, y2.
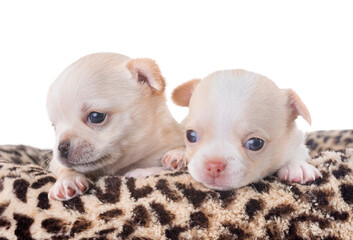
(47, 53, 166, 173)
(172, 70, 311, 190)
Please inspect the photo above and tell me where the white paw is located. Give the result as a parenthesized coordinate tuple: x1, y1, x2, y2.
(162, 149, 187, 170)
(277, 161, 321, 184)
(49, 174, 91, 201)
(124, 167, 164, 178)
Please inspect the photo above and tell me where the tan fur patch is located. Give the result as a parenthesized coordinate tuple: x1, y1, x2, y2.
(127, 58, 166, 94)
(172, 78, 200, 106)
(287, 89, 312, 125)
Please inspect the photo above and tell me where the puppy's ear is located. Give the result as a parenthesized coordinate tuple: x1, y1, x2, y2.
(172, 79, 200, 107)
(287, 89, 312, 125)
(127, 58, 166, 94)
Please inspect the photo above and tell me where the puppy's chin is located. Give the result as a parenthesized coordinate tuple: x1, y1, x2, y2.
(189, 163, 249, 191)
(57, 154, 113, 173)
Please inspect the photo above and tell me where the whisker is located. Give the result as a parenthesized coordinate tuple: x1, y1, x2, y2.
(39, 150, 53, 169)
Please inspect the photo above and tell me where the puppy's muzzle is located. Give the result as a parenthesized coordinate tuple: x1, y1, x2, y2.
(204, 157, 227, 178)
(58, 141, 70, 159)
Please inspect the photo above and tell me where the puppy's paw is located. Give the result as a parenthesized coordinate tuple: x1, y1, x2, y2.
(125, 167, 164, 178)
(277, 161, 321, 184)
(162, 149, 187, 170)
(49, 174, 91, 201)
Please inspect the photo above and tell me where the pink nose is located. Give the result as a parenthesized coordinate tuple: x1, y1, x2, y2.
(204, 159, 227, 178)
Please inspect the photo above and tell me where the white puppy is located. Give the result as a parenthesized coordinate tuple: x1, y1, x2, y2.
(170, 69, 321, 191)
(47, 53, 184, 200)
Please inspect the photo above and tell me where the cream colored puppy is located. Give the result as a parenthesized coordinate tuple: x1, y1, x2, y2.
(171, 70, 321, 191)
(47, 53, 184, 200)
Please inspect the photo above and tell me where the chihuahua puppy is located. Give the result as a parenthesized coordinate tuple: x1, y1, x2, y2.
(170, 69, 320, 191)
(47, 53, 184, 200)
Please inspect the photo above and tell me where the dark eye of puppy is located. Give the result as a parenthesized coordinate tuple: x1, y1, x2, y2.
(88, 112, 106, 124)
(244, 138, 264, 151)
(186, 130, 199, 143)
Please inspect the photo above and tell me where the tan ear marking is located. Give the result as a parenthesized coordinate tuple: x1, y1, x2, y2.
(172, 78, 200, 107)
(127, 58, 166, 94)
(287, 89, 312, 125)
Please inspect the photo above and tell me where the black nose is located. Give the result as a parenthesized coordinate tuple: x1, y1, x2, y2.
(58, 142, 70, 159)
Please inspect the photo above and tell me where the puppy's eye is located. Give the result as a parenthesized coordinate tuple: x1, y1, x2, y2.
(244, 138, 264, 151)
(88, 112, 106, 124)
(186, 130, 199, 143)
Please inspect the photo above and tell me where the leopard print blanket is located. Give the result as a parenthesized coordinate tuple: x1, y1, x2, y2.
(0, 130, 353, 239)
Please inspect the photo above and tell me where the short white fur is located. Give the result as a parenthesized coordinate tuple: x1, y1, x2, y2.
(47, 53, 184, 200)
(172, 69, 321, 190)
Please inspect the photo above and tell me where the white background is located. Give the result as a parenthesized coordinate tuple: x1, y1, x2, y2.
(0, 1, 352, 149)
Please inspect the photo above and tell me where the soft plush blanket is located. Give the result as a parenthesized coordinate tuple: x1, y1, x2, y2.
(0, 130, 353, 239)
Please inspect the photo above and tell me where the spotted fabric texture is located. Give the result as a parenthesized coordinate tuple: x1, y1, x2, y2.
(0, 145, 52, 166)
(305, 129, 353, 157)
(0, 130, 352, 239)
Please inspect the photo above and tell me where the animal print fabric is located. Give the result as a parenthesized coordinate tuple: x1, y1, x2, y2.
(0, 130, 352, 239)
(306, 130, 353, 157)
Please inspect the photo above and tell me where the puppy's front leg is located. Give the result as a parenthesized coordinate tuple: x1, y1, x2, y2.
(49, 162, 92, 201)
(124, 147, 187, 178)
(277, 146, 321, 183)
(162, 147, 187, 170)
(124, 167, 166, 178)
(277, 161, 321, 183)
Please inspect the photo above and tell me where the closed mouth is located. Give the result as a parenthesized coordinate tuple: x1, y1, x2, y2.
(61, 155, 111, 171)
(197, 174, 235, 191)
(205, 182, 233, 191)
